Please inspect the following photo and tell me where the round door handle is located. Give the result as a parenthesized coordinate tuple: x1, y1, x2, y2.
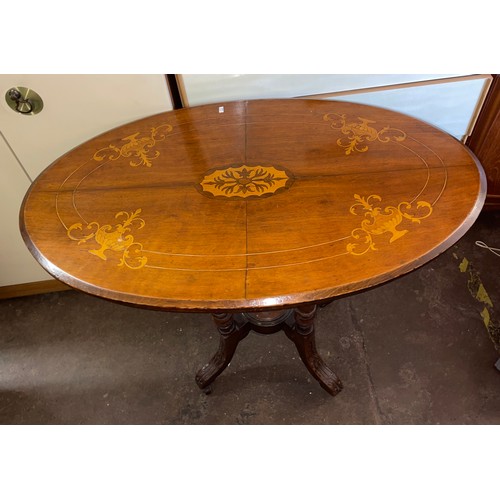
(8, 88, 34, 114)
(5, 86, 43, 115)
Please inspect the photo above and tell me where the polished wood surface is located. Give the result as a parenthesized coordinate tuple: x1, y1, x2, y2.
(21, 99, 486, 311)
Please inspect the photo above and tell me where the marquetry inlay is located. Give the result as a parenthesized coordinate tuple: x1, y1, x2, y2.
(93, 123, 173, 167)
(199, 165, 294, 199)
(346, 194, 433, 256)
(323, 113, 406, 155)
(67, 209, 147, 269)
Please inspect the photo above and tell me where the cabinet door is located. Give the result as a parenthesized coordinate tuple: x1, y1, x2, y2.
(0, 75, 173, 180)
(0, 136, 52, 286)
(0, 75, 172, 288)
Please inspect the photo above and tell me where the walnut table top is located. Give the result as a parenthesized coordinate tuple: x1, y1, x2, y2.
(21, 99, 486, 311)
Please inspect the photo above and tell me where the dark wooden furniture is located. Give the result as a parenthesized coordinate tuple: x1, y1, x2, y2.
(467, 74, 500, 211)
(20, 99, 486, 396)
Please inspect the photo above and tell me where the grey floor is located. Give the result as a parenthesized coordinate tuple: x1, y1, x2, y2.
(1, 212, 499, 424)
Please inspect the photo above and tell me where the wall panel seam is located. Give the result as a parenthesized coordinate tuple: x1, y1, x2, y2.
(0, 130, 32, 183)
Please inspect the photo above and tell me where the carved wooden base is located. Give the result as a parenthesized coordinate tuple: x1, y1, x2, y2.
(195, 304, 343, 397)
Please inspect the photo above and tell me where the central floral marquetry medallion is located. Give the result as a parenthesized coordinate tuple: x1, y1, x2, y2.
(199, 165, 294, 199)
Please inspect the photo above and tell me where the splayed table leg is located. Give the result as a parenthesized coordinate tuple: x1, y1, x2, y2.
(283, 304, 343, 396)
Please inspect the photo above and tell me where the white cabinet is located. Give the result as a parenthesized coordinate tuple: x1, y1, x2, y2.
(0, 75, 173, 181)
(0, 75, 172, 288)
(0, 136, 51, 285)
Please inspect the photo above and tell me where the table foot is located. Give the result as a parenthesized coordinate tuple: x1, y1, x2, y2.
(284, 305, 343, 396)
(195, 312, 250, 390)
(202, 384, 214, 395)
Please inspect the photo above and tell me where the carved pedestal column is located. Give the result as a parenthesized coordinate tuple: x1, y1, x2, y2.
(195, 304, 343, 396)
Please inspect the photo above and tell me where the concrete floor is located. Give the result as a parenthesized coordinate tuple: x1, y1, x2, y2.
(1, 212, 499, 424)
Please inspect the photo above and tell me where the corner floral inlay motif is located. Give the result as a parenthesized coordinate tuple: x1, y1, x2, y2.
(346, 194, 433, 256)
(67, 209, 147, 269)
(93, 123, 173, 167)
(199, 165, 293, 199)
(323, 113, 406, 155)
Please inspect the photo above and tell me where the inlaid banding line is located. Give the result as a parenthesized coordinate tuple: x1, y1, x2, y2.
(72, 161, 113, 225)
(142, 236, 351, 258)
(144, 251, 351, 272)
(405, 135, 448, 206)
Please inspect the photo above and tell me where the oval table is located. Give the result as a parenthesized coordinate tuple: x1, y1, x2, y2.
(20, 99, 486, 396)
